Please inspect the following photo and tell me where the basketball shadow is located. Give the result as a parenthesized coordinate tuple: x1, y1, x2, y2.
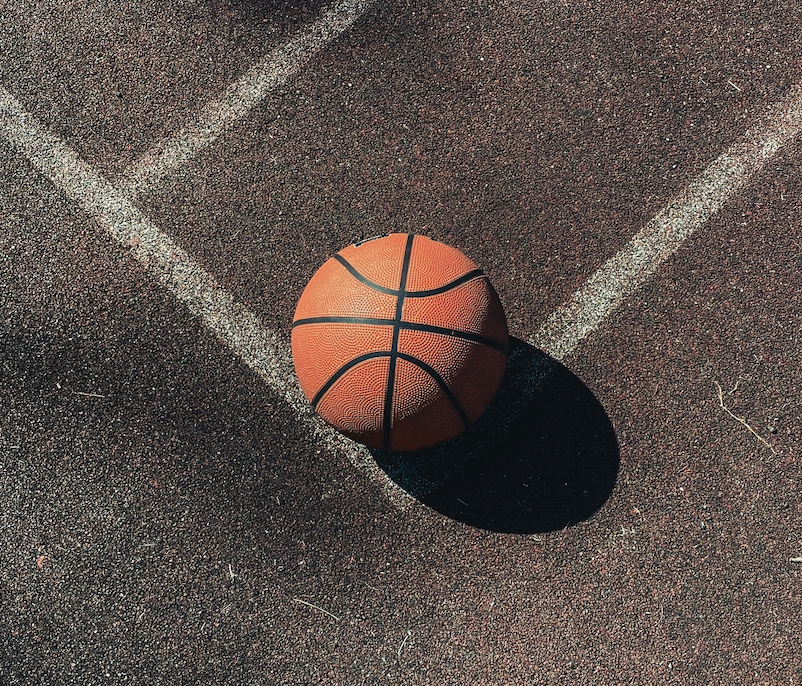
(370, 338, 620, 534)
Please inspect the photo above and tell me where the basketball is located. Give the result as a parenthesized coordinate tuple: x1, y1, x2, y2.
(291, 233, 509, 451)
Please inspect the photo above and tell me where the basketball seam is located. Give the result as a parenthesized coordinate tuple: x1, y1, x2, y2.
(292, 316, 508, 354)
(333, 253, 398, 295)
(310, 351, 387, 408)
(406, 269, 485, 297)
(310, 350, 471, 437)
(396, 352, 471, 430)
(332, 251, 485, 298)
(384, 234, 416, 450)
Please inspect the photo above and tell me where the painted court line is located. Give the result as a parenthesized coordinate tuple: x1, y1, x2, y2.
(532, 85, 802, 361)
(117, 0, 376, 200)
(0, 85, 409, 509)
(4, 71, 802, 507)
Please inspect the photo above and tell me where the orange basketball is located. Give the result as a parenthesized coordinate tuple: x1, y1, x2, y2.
(291, 233, 509, 451)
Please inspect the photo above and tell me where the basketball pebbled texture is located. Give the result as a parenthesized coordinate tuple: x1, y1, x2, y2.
(291, 233, 509, 451)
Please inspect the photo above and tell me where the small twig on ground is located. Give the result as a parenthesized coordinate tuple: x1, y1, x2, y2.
(714, 381, 777, 454)
(292, 598, 340, 622)
(791, 556, 802, 563)
(397, 630, 412, 658)
(71, 390, 106, 398)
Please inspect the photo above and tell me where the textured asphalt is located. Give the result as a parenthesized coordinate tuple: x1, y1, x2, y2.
(1, 0, 801, 684)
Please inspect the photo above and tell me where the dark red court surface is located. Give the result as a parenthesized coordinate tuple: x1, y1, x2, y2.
(1, 0, 800, 684)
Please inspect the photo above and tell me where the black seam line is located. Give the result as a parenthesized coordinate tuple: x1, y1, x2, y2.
(292, 317, 508, 355)
(310, 351, 387, 408)
(405, 269, 485, 297)
(311, 351, 470, 432)
(293, 316, 395, 328)
(333, 254, 398, 295)
(399, 322, 508, 354)
(333, 253, 485, 299)
(396, 352, 471, 430)
(384, 234, 416, 450)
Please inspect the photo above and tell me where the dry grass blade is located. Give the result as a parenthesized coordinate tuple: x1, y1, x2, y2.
(292, 598, 340, 622)
(714, 381, 778, 454)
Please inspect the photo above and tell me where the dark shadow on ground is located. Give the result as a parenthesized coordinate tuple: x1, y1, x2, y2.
(370, 338, 620, 534)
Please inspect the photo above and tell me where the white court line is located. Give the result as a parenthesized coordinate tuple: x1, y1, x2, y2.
(532, 85, 802, 360)
(4, 66, 802, 508)
(0, 85, 409, 509)
(117, 0, 376, 200)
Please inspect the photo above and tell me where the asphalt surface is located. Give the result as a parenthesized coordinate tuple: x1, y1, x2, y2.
(1, 0, 801, 684)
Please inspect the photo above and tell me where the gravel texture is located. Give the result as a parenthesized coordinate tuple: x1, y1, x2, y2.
(1, 1, 801, 684)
